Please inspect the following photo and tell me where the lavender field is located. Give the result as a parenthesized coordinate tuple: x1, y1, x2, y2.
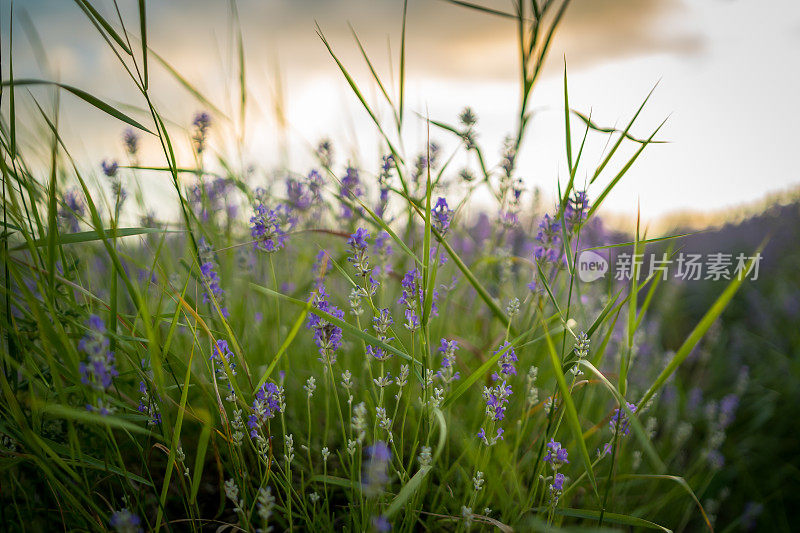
(1, 0, 798, 531)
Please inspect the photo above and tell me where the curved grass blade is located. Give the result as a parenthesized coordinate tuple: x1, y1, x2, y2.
(73, 0, 133, 55)
(571, 109, 668, 144)
(529, 506, 671, 531)
(309, 475, 361, 493)
(588, 117, 667, 219)
(385, 465, 431, 519)
(42, 404, 152, 436)
(1, 79, 153, 133)
(581, 231, 699, 251)
(442, 0, 517, 19)
(589, 82, 659, 185)
(13, 227, 174, 250)
(616, 474, 712, 531)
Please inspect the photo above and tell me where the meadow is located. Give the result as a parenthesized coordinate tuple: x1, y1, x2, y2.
(0, 1, 796, 531)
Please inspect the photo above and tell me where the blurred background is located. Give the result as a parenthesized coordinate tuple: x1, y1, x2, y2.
(5, 0, 800, 226)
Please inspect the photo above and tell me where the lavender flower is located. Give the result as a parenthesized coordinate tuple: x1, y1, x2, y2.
(477, 426, 505, 446)
(548, 472, 566, 506)
(534, 214, 562, 263)
(286, 175, 314, 210)
(347, 227, 372, 277)
(59, 188, 85, 233)
(436, 338, 460, 384)
(307, 168, 324, 202)
(597, 442, 612, 458)
(372, 515, 391, 532)
(373, 231, 394, 281)
(571, 332, 589, 375)
(398, 268, 439, 331)
(339, 166, 363, 219)
(248, 381, 284, 437)
(101, 159, 119, 177)
(109, 508, 143, 533)
(377, 155, 395, 218)
(433, 197, 454, 235)
(478, 375, 513, 447)
(411, 143, 441, 186)
(368, 308, 390, 337)
(718, 393, 739, 429)
(492, 341, 518, 379)
(306, 285, 345, 364)
(364, 441, 391, 496)
(210, 340, 237, 381)
(610, 402, 637, 436)
(198, 249, 229, 318)
(499, 178, 524, 229)
(564, 190, 590, 229)
(190, 177, 236, 223)
(250, 204, 294, 253)
(544, 439, 570, 469)
(103, 160, 127, 209)
(482, 381, 513, 422)
(500, 135, 516, 178)
(551, 472, 565, 491)
(316, 139, 334, 168)
(78, 315, 118, 413)
(137, 380, 162, 426)
(192, 111, 211, 154)
(123, 128, 139, 157)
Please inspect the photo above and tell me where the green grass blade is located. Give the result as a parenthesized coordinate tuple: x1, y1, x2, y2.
(1, 79, 153, 133)
(570, 108, 667, 144)
(73, 0, 133, 55)
(13, 227, 173, 250)
(256, 300, 312, 388)
(616, 474, 712, 531)
(385, 465, 431, 519)
(315, 24, 405, 170)
(398, 0, 408, 127)
(589, 83, 659, 184)
(587, 117, 667, 219)
(138, 0, 147, 89)
(530, 506, 671, 531)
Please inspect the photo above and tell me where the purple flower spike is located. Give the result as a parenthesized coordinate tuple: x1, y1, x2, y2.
(250, 204, 294, 253)
(433, 197, 454, 235)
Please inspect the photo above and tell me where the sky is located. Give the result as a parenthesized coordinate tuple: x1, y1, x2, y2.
(4, 0, 800, 225)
